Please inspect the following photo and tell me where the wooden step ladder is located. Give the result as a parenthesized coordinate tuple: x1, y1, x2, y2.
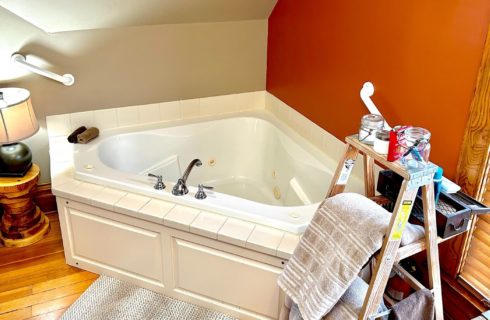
(327, 135, 444, 320)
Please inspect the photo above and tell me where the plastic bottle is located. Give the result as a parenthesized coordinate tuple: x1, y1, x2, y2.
(434, 167, 443, 204)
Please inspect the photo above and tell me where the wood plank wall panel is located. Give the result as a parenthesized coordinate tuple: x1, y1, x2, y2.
(440, 24, 490, 318)
(456, 23, 490, 291)
(439, 24, 490, 278)
(455, 24, 490, 200)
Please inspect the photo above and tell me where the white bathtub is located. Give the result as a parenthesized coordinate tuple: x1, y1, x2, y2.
(74, 114, 340, 233)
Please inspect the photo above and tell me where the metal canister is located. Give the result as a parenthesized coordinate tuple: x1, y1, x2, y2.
(373, 129, 391, 154)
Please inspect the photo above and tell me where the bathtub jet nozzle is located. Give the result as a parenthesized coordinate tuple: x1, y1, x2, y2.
(172, 159, 202, 196)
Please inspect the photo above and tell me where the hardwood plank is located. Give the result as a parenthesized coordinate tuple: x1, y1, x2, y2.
(0, 254, 77, 293)
(27, 308, 65, 320)
(1, 250, 67, 274)
(0, 286, 32, 304)
(31, 293, 82, 317)
(0, 210, 93, 320)
(0, 214, 63, 267)
(0, 251, 66, 275)
(0, 307, 31, 320)
(33, 271, 97, 294)
(0, 266, 83, 295)
(0, 279, 93, 314)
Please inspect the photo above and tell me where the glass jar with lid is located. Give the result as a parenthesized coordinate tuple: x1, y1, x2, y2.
(399, 127, 431, 168)
(358, 114, 384, 145)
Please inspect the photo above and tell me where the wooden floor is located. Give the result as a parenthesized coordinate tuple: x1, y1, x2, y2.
(0, 213, 98, 320)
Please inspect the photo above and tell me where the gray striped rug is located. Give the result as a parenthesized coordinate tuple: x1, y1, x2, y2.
(61, 275, 237, 320)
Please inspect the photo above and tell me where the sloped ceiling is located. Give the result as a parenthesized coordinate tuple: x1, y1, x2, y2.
(0, 0, 277, 33)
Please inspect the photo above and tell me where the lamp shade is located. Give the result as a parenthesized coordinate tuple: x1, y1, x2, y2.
(0, 88, 39, 144)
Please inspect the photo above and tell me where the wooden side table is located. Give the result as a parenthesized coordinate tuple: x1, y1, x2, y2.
(0, 164, 50, 247)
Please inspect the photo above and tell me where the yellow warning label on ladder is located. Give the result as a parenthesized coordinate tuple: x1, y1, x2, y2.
(391, 200, 413, 240)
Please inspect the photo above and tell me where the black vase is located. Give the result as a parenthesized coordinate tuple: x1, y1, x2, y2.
(0, 142, 32, 177)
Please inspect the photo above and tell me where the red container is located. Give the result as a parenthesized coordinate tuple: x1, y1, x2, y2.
(387, 126, 411, 162)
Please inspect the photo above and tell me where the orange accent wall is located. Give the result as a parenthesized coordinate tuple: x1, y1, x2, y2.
(267, 0, 490, 179)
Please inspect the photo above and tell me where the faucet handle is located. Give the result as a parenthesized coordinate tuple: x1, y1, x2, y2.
(148, 173, 166, 190)
(195, 184, 213, 199)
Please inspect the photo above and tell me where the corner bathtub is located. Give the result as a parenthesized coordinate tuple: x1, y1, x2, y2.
(74, 115, 338, 233)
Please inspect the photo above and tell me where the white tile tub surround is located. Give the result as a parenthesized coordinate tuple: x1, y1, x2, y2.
(265, 92, 365, 182)
(276, 233, 301, 259)
(92, 188, 127, 211)
(54, 179, 82, 198)
(50, 160, 75, 187)
(93, 109, 118, 130)
(180, 98, 201, 119)
(217, 217, 256, 247)
(47, 90, 362, 260)
(265, 92, 344, 153)
(117, 106, 140, 127)
(246, 225, 285, 256)
(46, 114, 72, 137)
(138, 199, 175, 224)
(138, 103, 161, 124)
(190, 211, 227, 239)
(159, 101, 181, 121)
(70, 111, 95, 130)
(69, 182, 105, 203)
(163, 205, 200, 232)
(47, 91, 265, 136)
(200, 94, 237, 116)
(114, 193, 151, 217)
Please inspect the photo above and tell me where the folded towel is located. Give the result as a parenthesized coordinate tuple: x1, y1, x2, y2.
(389, 288, 434, 320)
(77, 127, 99, 144)
(401, 223, 425, 246)
(67, 126, 87, 143)
(278, 193, 424, 320)
(289, 277, 388, 320)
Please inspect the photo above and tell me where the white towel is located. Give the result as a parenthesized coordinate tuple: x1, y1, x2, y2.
(278, 193, 423, 320)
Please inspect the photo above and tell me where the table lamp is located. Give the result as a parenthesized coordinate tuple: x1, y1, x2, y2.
(0, 88, 39, 177)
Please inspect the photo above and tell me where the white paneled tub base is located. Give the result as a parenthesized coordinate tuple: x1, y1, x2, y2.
(58, 198, 284, 320)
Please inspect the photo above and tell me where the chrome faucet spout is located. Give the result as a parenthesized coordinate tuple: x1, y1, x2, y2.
(172, 159, 202, 196)
(182, 159, 202, 182)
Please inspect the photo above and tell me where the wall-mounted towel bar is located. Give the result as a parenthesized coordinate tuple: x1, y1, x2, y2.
(360, 82, 391, 130)
(11, 53, 75, 86)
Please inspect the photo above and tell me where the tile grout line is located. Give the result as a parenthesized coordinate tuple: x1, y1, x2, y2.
(275, 232, 287, 257)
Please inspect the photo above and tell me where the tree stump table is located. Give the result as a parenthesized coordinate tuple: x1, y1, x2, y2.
(0, 164, 50, 247)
